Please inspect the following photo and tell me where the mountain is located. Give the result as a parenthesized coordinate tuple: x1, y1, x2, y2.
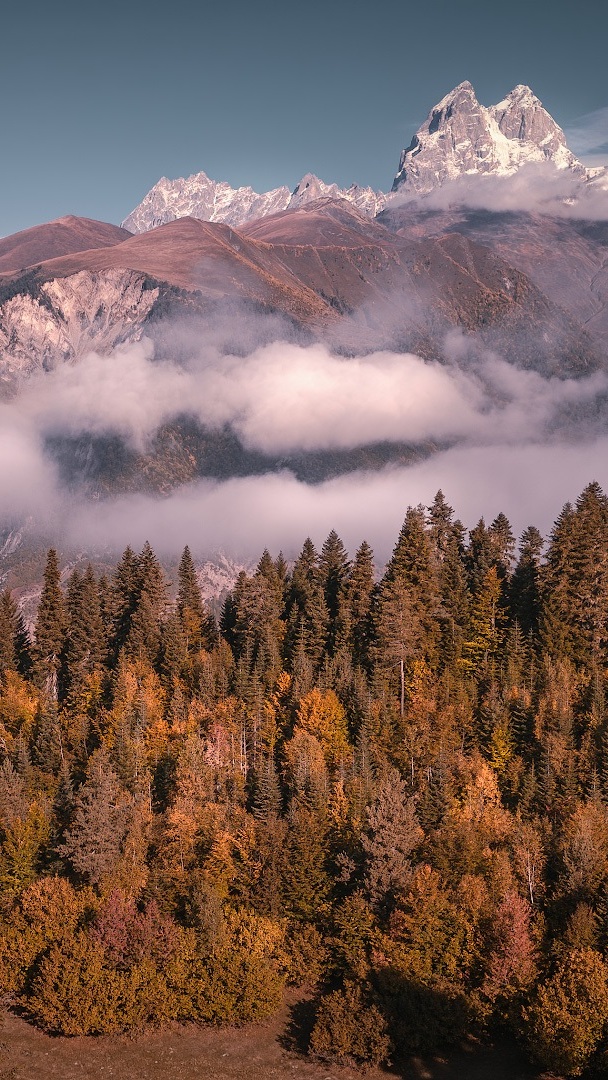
(122, 170, 386, 233)
(392, 82, 591, 193)
(0, 198, 598, 406)
(122, 82, 602, 236)
(0, 215, 131, 275)
(380, 204, 608, 348)
(1, 82, 607, 501)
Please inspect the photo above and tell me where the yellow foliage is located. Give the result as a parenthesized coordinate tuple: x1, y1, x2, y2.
(283, 730, 328, 795)
(0, 672, 38, 738)
(294, 689, 350, 770)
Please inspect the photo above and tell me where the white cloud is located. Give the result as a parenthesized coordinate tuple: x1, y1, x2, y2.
(390, 161, 608, 220)
(13, 336, 608, 457)
(64, 438, 608, 561)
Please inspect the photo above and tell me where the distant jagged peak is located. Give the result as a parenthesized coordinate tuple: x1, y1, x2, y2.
(122, 168, 387, 235)
(392, 81, 587, 193)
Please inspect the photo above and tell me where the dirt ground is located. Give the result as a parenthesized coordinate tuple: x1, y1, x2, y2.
(0, 997, 541, 1080)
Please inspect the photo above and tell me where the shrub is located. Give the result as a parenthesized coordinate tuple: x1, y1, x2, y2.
(310, 981, 391, 1067)
(523, 948, 608, 1077)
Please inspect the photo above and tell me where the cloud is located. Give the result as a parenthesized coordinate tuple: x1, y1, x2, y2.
(2, 326, 608, 564)
(14, 336, 608, 458)
(0, 404, 61, 524)
(63, 438, 608, 562)
(389, 161, 608, 220)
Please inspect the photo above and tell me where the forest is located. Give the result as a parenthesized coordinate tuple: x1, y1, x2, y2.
(2, 482, 608, 1077)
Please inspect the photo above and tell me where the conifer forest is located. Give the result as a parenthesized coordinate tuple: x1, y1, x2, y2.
(5, 483, 608, 1077)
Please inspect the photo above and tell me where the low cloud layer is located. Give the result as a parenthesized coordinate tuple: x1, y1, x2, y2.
(1, 330, 608, 561)
(15, 337, 608, 456)
(64, 438, 608, 561)
(391, 161, 608, 220)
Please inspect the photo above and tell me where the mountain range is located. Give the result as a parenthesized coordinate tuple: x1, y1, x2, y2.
(1, 80, 607, 525)
(121, 82, 605, 233)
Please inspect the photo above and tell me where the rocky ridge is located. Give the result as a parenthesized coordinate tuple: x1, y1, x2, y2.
(392, 81, 593, 193)
(122, 170, 386, 233)
(122, 82, 604, 232)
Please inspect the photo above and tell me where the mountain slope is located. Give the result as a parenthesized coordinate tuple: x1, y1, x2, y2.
(380, 204, 608, 347)
(0, 216, 132, 274)
(0, 200, 597, 386)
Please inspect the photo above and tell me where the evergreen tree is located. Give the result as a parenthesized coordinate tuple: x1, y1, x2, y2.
(31, 698, 64, 774)
(286, 539, 328, 668)
(510, 526, 544, 638)
(60, 750, 130, 888)
(427, 489, 456, 563)
(64, 565, 105, 695)
(0, 590, 29, 677)
(344, 540, 375, 670)
(177, 545, 209, 652)
(488, 512, 516, 581)
(319, 530, 351, 658)
(374, 507, 441, 675)
(362, 767, 422, 915)
(33, 549, 66, 697)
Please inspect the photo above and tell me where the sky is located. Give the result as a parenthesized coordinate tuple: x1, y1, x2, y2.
(2, 0, 608, 236)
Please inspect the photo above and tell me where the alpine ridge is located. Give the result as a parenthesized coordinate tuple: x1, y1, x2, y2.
(122, 170, 387, 234)
(122, 81, 605, 233)
(392, 81, 592, 193)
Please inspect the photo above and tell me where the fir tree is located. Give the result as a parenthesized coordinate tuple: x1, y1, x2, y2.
(319, 530, 351, 658)
(33, 549, 66, 697)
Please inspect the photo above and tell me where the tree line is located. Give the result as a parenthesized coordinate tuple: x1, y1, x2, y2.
(2, 483, 608, 1074)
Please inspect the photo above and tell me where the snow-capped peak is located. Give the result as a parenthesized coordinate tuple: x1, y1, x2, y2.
(122, 170, 386, 234)
(392, 82, 588, 193)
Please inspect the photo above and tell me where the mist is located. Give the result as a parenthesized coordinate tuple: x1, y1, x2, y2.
(55, 437, 608, 562)
(389, 161, 608, 220)
(2, 323, 608, 562)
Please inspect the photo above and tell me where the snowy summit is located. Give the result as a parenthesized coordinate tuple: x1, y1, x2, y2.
(392, 81, 588, 193)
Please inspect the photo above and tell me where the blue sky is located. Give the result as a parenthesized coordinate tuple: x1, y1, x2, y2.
(2, 0, 608, 235)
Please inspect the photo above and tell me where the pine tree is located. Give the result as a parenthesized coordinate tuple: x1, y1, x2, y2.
(510, 525, 544, 638)
(0, 590, 29, 677)
(374, 507, 441, 676)
(251, 756, 282, 821)
(427, 489, 456, 563)
(437, 531, 470, 669)
(60, 750, 130, 888)
(64, 565, 105, 696)
(344, 541, 375, 670)
(362, 767, 422, 915)
(466, 518, 495, 594)
(177, 545, 209, 652)
(319, 530, 351, 658)
(31, 698, 64, 774)
(33, 549, 66, 697)
(286, 539, 328, 668)
(122, 543, 167, 666)
(488, 512, 516, 581)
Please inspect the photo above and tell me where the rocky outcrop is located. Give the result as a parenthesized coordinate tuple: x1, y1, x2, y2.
(392, 82, 589, 193)
(0, 269, 159, 385)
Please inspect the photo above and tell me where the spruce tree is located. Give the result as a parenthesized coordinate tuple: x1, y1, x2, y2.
(319, 530, 351, 658)
(510, 525, 544, 639)
(344, 540, 375, 671)
(177, 545, 208, 652)
(64, 565, 105, 695)
(286, 539, 328, 668)
(0, 589, 25, 677)
(33, 549, 66, 697)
